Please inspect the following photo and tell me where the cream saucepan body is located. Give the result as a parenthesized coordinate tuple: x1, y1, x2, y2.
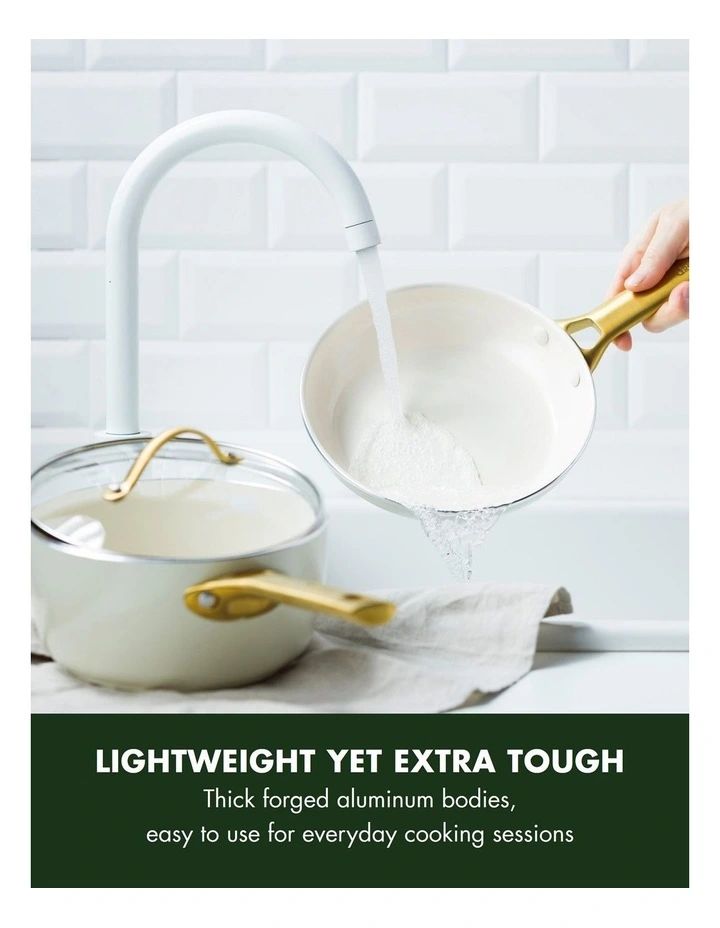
(31, 429, 394, 691)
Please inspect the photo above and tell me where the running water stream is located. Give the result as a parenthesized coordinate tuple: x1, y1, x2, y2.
(352, 246, 504, 580)
(355, 247, 403, 419)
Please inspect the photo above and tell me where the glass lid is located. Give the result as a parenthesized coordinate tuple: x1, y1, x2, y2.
(31, 431, 325, 561)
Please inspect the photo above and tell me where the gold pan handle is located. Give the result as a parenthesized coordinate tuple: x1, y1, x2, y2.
(557, 258, 689, 372)
(184, 569, 396, 628)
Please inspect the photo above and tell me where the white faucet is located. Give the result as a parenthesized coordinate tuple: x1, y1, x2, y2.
(105, 110, 380, 436)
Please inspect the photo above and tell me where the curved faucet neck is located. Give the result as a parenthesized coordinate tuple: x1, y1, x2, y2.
(106, 110, 380, 436)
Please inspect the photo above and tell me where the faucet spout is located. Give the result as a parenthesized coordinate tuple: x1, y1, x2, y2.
(105, 110, 380, 436)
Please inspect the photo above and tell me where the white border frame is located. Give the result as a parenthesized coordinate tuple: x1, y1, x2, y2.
(9, 8, 713, 923)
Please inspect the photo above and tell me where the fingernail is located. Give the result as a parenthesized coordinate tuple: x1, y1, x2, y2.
(625, 270, 644, 288)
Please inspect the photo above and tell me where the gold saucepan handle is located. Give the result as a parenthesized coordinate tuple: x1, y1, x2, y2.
(557, 258, 689, 372)
(184, 569, 396, 628)
(103, 426, 241, 502)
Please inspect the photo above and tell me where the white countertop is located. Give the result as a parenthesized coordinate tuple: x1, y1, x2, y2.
(459, 650, 688, 713)
(31, 650, 688, 714)
(31, 617, 689, 714)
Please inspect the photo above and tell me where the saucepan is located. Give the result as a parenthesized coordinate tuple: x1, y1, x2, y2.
(301, 259, 689, 513)
(31, 427, 395, 691)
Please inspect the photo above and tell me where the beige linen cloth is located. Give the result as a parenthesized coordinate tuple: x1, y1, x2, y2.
(31, 584, 571, 714)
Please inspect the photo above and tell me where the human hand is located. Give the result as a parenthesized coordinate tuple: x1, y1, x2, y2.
(609, 198, 689, 351)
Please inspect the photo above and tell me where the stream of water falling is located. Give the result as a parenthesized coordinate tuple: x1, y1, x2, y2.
(355, 248, 403, 419)
(353, 246, 503, 580)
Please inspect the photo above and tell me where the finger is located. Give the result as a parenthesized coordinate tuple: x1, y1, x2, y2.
(642, 282, 690, 333)
(607, 217, 658, 298)
(625, 214, 688, 291)
(614, 332, 633, 351)
(607, 250, 643, 298)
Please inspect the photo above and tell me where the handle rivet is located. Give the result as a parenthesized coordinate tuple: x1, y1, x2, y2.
(198, 591, 218, 609)
(534, 326, 549, 346)
(571, 371, 581, 387)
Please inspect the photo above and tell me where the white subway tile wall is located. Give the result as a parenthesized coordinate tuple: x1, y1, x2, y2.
(358, 73, 538, 160)
(448, 41, 629, 71)
(87, 162, 267, 249)
(31, 73, 177, 158)
(449, 164, 628, 249)
(540, 72, 688, 162)
(177, 73, 356, 159)
(31, 162, 86, 248)
(32, 251, 179, 339)
(31, 39, 689, 500)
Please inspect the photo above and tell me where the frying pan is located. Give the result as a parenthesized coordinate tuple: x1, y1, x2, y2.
(301, 259, 689, 514)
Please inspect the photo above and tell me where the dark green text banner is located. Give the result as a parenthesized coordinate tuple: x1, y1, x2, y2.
(31, 713, 688, 888)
